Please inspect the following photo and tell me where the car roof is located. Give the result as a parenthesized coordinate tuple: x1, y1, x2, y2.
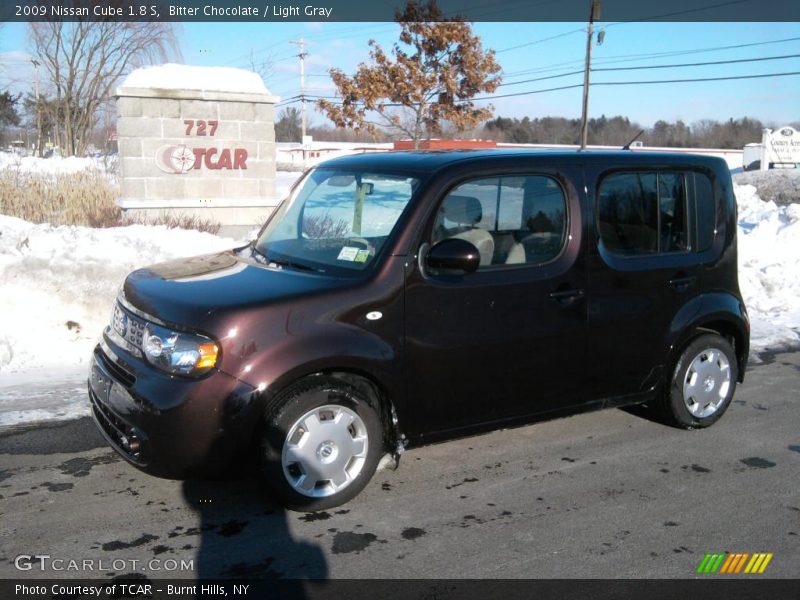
(317, 148, 727, 174)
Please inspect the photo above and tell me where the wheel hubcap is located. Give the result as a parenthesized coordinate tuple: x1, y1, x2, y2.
(317, 441, 338, 463)
(281, 405, 368, 498)
(682, 348, 731, 418)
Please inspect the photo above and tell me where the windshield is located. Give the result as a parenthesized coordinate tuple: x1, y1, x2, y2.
(254, 168, 420, 274)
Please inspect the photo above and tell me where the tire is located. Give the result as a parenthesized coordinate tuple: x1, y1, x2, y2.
(260, 376, 384, 511)
(658, 333, 738, 429)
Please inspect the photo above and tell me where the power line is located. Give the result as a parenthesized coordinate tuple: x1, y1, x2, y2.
(496, 28, 585, 54)
(589, 35, 800, 66)
(274, 52, 800, 93)
(602, 0, 753, 27)
(224, 23, 397, 68)
(501, 35, 800, 80)
(276, 38, 800, 96)
(594, 70, 800, 86)
(594, 53, 800, 72)
(470, 70, 800, 102)
(494, 0, 757, 56)
(499, 70, 585, 87)
(278, 68, 800, 108)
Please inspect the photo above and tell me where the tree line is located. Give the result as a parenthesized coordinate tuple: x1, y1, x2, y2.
(275, 109, 787, 150)
(480, 115, 791, 149)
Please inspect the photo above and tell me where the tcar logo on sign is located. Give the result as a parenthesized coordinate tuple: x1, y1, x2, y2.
(155, 144, 196, 174)
(155, 144, 248, 174)
(155, 119, 248, 174)
(696, 552, 773, 574)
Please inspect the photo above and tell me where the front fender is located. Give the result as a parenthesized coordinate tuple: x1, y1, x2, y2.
(231, 324, 405, 424)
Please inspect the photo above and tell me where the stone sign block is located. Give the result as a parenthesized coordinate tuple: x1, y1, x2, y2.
(115, 64, 279, 233)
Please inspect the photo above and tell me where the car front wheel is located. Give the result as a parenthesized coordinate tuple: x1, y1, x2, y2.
(260, 377, 384, 511)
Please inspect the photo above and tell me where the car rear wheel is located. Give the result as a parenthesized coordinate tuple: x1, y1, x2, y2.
(260, 377, 383, 511)
(659, 333, 738, 429)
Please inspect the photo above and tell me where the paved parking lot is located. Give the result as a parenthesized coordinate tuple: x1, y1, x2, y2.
(1, 351, 798, 580)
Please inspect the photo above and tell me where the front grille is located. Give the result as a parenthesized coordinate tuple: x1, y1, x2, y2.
(89, 387, 146, 464)
(95, 346, 135, 387)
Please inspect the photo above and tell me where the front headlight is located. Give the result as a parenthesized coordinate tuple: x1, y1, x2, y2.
(142, 322, 219, 376)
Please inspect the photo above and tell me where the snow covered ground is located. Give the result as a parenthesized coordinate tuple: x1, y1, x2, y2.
(0, 169, 798, 428)
(0, 151, 116, 177)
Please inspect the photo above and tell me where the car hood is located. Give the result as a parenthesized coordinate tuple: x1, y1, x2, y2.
(122, 249, 351, 327)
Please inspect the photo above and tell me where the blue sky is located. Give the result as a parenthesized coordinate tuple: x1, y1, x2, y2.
(1, 21, 798, 127)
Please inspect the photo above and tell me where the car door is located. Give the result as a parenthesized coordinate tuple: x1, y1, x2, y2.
(586, 167, 703, 400)
(402, 167, 589, 440)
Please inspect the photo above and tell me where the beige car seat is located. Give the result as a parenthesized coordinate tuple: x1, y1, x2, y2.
(505, 242, 526, 264)
(441, 195, 494, 266)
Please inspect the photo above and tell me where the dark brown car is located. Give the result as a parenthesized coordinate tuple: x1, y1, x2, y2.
(89, 150, 749, 510)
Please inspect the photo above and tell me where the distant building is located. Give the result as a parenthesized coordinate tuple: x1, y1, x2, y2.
(742, 127, 800, 171)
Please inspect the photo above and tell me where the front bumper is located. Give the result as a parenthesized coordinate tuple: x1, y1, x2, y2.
(88, 333, 260, 478)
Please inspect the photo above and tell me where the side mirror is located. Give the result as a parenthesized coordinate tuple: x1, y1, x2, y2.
(425, 238, 480, 274)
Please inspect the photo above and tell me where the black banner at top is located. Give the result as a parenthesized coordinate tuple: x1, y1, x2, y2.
(2, 0, 800, 22)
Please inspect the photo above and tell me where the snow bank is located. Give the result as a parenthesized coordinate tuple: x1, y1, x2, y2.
(735, 183, 800, 354)
(0, 215, 238, 379)
(120, 64, 272, 96)
(734, 169, 800, 207)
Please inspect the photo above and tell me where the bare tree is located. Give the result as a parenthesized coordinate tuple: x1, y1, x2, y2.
(318, 0, 501, 148)
(28, 21, 178, 156)
(247, 49, 274, 86)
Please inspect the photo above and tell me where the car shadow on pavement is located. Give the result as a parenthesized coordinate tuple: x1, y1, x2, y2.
(619, 403, 667, 425)
(182, 476, 328, 590)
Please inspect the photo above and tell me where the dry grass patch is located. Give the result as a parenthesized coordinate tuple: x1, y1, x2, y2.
(0, 169, 121, 227)
(125, 211, 221, 235)
(0, 169, 220, 234)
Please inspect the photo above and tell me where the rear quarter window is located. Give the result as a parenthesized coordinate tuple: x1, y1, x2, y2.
(694, 172, 716, 252)
(598, 171, 690, 256)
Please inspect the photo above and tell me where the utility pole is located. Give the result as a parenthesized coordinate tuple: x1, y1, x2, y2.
(31, 58, 42, 157)
(289, 39, 308, 145)
(579, 0, 601, 150)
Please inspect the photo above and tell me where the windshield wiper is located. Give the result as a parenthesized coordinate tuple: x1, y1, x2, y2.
(267, 257, 319, 272)
(251, 242, 324, 273)
(250, 242, 269, 263)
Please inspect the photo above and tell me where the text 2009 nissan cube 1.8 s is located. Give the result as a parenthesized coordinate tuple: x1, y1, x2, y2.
(89, 149, 749, 510)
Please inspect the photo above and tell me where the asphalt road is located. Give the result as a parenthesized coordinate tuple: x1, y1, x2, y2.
(1, 351, 798, 580)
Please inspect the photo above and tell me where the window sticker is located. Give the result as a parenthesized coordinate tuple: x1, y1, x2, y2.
(337, 246, 360, 261)
(354, 249, 370, 263)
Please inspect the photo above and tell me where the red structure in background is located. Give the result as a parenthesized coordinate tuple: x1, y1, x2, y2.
(393, 139, 498, 150)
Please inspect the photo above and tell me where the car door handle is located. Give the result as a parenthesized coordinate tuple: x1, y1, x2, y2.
(669, 275, 697, 292)
(549, 288, 585, 305)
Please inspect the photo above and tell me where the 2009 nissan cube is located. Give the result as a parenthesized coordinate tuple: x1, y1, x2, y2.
(89, 150, 749, 510)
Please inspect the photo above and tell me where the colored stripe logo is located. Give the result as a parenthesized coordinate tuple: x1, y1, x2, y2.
(696, 552, 773, 574)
